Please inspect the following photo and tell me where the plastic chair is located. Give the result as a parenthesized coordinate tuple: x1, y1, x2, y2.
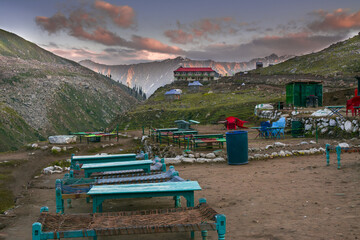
(225, 116, 248, 130)
(260, 121, 271, 138)
(271, 117, 286, 138)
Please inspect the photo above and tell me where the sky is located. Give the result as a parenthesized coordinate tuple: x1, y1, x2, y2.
(1, 0, 360, 65)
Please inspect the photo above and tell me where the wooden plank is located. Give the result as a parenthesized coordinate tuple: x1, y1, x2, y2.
(87, 181, 201, 195)
(72, 153, 136, 160)
(81, 160, 152, 169)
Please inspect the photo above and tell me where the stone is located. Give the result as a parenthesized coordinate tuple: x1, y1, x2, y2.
(338, 142, 349, 148)
(164, 158, 182, 164)
(265, 145, 273, 149)
(212, 157, 225, 162)
(274, 142, 286, 147)
(205, 153, 216, 159)
(194, 153, 200, 158)
(40, 146, 49, 150)
(321, 128, 328, 134)
(182, 158, 195, 163)
(310, 140, 316, 144)
(305, 124, 312, 131)
(344, 121, 352, 132)
(188, 154, 195, 158)
(329, 119, 336, 127)
(31, 143, 39, 148)
(196, 158, 209, 163)
(200, 153, 206, 158)
(279, 150, 286, 157)
(51, 146, 61, 153)
(300, 141, 309, 145)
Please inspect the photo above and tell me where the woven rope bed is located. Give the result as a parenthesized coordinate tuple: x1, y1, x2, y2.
(32, 201, 226, 240)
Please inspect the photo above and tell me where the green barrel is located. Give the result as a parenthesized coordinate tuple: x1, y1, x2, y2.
(291, 121, 303, 138)
(226, 131, 248, 165)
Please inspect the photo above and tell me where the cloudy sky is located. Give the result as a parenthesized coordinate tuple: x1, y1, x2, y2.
(1, 0, 360, 65)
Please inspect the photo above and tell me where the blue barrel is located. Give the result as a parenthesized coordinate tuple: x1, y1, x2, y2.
(226, 131, 248, 165)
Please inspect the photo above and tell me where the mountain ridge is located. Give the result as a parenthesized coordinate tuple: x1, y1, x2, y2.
(79, 54, 292, 96)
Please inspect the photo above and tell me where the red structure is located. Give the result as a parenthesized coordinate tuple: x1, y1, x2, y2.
(346, 96, 360, 116)
(174, 67, 217, 81)
(225, 116, 248, 130)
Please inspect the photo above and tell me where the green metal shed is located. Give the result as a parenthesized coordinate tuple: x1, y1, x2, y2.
(286, 80, 323, 107)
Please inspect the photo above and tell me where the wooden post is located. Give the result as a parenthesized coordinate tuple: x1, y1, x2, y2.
(325, 144, 330, 166)
(336, 145, 341, 169)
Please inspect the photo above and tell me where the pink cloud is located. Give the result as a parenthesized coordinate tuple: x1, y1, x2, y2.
(308, 9, 360, 31)
(164, 29, 194, 44)
(35, 1, 183, 55)
(94, 0, 136, 28)
(164, 17, 237, 44)
(131, 35, 184, 54)
(35, 13, 68, 33)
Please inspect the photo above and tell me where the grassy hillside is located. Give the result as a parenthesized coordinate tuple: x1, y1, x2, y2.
(0, 29, 138, 152)
(0, 103, 42, 152)
(112, 80, 284, 129)
(252, 34, 360, 77)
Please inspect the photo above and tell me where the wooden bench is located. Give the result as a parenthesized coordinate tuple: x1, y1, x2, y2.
(191, 134, 226, 150)
(33, 199, 226, 240)
(55, 167, 180, 213)
(70, 153, 138, 169)
(88, 181, 201, 213)
(81, 160, 153, 178)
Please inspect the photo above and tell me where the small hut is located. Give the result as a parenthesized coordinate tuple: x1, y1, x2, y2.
(286, 80, 323, 107)
(256, 62, 263, 69)
(165, 89, 182, 100)
(188, 81, 203, 92)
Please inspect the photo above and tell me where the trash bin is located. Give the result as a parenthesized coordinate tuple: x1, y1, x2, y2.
(226, 131, 248, 165)
(291, 121, 303, 138)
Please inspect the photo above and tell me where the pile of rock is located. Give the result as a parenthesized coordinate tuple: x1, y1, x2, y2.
(164, 151, 226, 164)
(302, 118, 360, 135)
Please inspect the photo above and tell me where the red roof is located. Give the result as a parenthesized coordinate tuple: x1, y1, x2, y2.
(174, 67, 215, 72)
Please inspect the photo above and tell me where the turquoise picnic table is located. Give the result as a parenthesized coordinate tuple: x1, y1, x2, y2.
(70, 153, 138, 168)
(87, 181, 202, 213)
(81, 160, 153, 178)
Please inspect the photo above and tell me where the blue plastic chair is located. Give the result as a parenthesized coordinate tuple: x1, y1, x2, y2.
(271, 117, 285, 138)
(260, 121, 271, 138)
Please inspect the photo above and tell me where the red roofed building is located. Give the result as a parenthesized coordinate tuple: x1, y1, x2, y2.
(174, 66, 217, 81)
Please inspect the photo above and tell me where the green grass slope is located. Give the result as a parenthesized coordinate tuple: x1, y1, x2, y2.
(112, 80, 284, 129)
(0, 103, 42, 152)
(253, 34, 360, 77)
(0, 29, 70, 64)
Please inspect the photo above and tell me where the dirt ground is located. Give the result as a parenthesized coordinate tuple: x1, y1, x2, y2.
(0, 126, 359, 240)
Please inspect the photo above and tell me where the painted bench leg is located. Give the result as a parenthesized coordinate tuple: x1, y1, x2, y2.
(174, 196, 181, 207)
(67, 199, 72, 208)
(55, 186, 64, 214)
(32, 222, 42, 240)
(325, 144, 330, 166)
(215, 214, 226, 240)
(201, 230, 208, 240)
(336, 145, 341, 169)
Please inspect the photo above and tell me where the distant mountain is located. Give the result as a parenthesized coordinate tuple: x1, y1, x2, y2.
(0, 29, 138, 152)
(79, 54, 291, 96)
(253, 33, 360, 77)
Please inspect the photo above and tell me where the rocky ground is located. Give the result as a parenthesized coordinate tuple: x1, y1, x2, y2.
(0, 126, 359, 240)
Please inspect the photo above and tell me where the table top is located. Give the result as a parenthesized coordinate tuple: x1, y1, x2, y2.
(325, 105, 345, 109)
(155, 128, 179, 132)
(87, 181, 201, 195)
(72, 153, 136, 160)
(82, 160, 152, 169)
